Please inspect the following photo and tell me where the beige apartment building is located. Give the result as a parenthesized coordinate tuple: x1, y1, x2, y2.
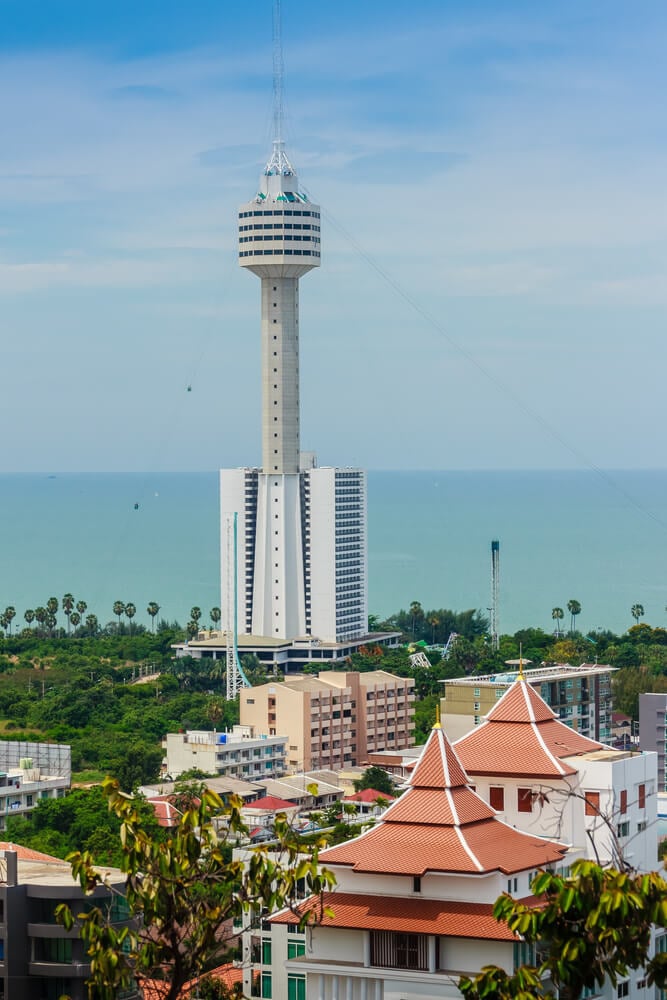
(240, 670, 415, 771)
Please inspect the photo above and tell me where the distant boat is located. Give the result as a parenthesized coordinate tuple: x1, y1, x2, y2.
(134, 502, 140, 510)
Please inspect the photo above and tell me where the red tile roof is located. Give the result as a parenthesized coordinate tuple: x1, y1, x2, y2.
(320, 725, 567, 876)
(344, 789, 395, 804)
(243, 795, 298, 812)
(141, 962, 242, 999)
(0, 842, 63, 863)
(272, 891, 519, 941)
(455, 676, 604, 778)
(147, 798, 182, 828)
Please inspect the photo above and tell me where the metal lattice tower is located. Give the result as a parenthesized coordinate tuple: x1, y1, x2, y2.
(223, 512, 250, 700)
(491, 540, 500, 651)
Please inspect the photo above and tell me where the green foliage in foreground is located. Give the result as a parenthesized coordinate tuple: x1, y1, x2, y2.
(460, 861, 667, 1000)
(57, 778, 335, 1000)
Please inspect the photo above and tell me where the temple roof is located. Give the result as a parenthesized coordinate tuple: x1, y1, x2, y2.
(320, 725, 567, 876)
(272, 891, 524, 941)
(455, 675, 604, 778)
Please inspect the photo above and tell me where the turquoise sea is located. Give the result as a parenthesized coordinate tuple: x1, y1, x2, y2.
(0, 469, 666, 636)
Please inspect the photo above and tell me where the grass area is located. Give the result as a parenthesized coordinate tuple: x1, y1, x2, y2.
(72, 770, 107, 786)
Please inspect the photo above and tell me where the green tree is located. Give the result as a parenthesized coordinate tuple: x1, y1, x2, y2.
(353, 765, 395, 797)
(62, 593, 75, 634)
(459, 861, 667, 1000)
(552, 607, 565, 637)
(85, 613, 99, 635)
(567, 598, 582, 634)
(632, 603, 645, 626)
(111, 739, 162, 792)
(409, 601, 423, 639)
(58, 779, 335, 1000)
(69, 611, 81, 632)
(210, 606, 221, 629)
(34, 606, 47, 634)
(190, 606, 202, 626)
(186, 620, 199, 639)
(76, 599, 87, 621)
(113, 601, 125, 629)
(125, 602, 137, 635)
(23, 608, 35, 630)
(147, 602, 160, 632)
(3, 607, 15, 635)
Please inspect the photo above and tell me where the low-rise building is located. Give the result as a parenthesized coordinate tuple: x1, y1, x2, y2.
(241, 670, 415, 771)
(0, 845, 136, 1000)
(441, 662, 614, 742)
(639, 692, 667, 791)
(163, 725, 287, 781)
(0, 742, 70, 832)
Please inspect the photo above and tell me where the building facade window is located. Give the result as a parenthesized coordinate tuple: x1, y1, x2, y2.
(585, 791, 600, 816)
(638, 783, 646, 809)
(490, 786, 505, 811)
(517, 787, 533, 813)
(287, 975, 306, 1000)
(370, 931, 428, 970)
(620, 789, 627, 814)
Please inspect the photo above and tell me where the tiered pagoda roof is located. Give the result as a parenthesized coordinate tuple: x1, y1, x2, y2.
(317, 722, 567, 877)
(455, 674, 604, 779)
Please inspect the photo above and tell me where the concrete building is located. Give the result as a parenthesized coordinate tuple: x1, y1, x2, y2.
(639, 692, 667, 791)
(0, 742, 70, 832)
(240, 671, 415, 771)
(0, 846, 135, 1000)
(441, 662, 614, 742)
(219, 60, 368, 649)
(163, 725, 287, 781)
(248, 673, 658, 1000)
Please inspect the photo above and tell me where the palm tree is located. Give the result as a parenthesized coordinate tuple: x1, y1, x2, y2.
(147, 602, 160, 632)
(76, 600, 87, 621)
(62, 593, 74, 634)
(190, 606, 202, 625)
(0, 613, 8, 636)
(567, 599, 582, 635)
(125, 603, 136, 635)
(4, 607, 15, 635)
(24, 609, 35, 630)
(631, 603, 645, 625)
(429, 614, 440, 644)
(34, 606, 47, 634)
(86, 613, 99, 635)
(70, 611, 81, 633)
(551, 607, 565, 638)
(45, 613, 56, 636)
(186, 620, 199, 639)
(113, 601, 125, 629)
(409, 601, 423, 640)
(210, 607, 221, 629)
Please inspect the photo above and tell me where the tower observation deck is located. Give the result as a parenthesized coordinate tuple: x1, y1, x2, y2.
(238, 143, 320, 475)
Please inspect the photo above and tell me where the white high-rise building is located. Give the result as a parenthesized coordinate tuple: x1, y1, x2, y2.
(219, 89, 367, 645)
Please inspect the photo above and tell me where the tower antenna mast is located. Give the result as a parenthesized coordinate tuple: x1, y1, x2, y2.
(491, 540, 500, 651)
(266, 0, 293, 176)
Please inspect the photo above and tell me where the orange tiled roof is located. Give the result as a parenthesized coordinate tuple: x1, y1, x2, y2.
(271, 891, 519, 941)
(0, 842, 64, 863)
(244, 795, 298, 812)
(141, 962, 242, 999)
(320, 726, 567, 876)
(344, 789, 395, 804)
(455, 676, 604, 778)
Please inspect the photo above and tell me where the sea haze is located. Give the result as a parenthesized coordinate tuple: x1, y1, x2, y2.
(0, 470, 665, 637)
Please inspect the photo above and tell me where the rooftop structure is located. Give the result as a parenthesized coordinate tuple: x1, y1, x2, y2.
(639, 692, 667, 791)
(0, 744, 71, 832)
(441, 662, 614, 742)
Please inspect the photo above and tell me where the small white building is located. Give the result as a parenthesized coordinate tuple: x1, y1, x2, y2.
(0, 743, 70, 832)
(164, 725, 287, 781)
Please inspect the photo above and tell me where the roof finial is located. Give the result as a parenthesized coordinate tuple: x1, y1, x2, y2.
(518, 643, 524, 679)
(434, 704, 442, 730)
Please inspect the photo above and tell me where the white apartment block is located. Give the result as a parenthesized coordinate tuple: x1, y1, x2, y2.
(163, 726, 287, 782)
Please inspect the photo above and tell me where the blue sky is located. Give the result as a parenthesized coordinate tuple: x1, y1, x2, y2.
(1, 0, 665, 472)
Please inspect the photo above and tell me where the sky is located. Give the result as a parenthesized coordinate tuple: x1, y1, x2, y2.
(0, 0, 666, 472)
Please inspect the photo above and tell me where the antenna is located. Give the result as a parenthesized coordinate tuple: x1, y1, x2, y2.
(265, 0, 294, 177)
(272, 0, 284, 147)
(491, 540, 500, 651)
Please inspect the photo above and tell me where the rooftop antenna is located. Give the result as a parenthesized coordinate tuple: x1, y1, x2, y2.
(490, 540, 500, 651)
(265, 0, 294, 177)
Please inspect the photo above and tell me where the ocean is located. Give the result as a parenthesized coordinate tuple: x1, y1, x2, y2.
(0, 469, 666, 636)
